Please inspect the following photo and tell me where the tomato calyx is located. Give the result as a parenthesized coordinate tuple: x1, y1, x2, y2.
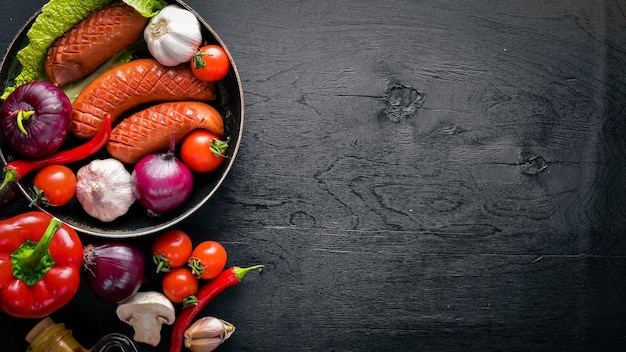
(10, 217, 61, 286)
(181, 130, 227, 173)
(151, 229, 193, 271)
(182, 295, 199, 308)
(28, 186, 51, 207)
(153, 252, 174, 273)
(192, 48, 207, 70)
(209, 136, 229, 158)
(188, 257, 206, 279)
(188, 241, 227, 280)
(32, 165, 76, 207)
(190, 45, 230, 82)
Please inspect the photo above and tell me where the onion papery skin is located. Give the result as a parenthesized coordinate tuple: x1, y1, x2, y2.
(132, 153, 194, 214)
(0, 81, 72, 157)
(83, 243, 146, 303)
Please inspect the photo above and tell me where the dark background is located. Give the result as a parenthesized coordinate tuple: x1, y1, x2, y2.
(1, 0, 626, 351)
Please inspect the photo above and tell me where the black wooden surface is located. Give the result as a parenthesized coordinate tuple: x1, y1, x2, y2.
(1, 0, 626, 351)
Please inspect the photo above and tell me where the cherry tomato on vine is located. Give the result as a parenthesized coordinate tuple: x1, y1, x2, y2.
(33, 165, 76, 206)
(190, 45, 230, 82)
(162, 267, 198, 304)
(180, 129, 229, 173)
(152, 230, 193, 273)
(188, 240, 227, 280)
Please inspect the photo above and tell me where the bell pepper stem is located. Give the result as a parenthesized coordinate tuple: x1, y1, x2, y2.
(16, 110, 34, 135)
(28, 218, 61, 265)
(10, 217, 61, 286)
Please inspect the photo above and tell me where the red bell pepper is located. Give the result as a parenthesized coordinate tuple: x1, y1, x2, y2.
(0, 211, 83, 318)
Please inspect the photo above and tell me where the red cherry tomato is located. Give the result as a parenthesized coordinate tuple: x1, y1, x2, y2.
(180, 129, 228, 173)
(152, 230, 193, 273)
(162, 267, 198, 304)
(188, 241, 227, 280)
(190, 45, 230, 82)
(33, 164, 76, 206)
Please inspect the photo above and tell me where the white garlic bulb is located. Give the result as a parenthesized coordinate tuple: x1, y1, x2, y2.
(76, 158, 136, 222)
(144, 5, 202, 66)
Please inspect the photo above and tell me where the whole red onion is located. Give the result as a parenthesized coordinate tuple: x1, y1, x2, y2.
(83, 243, 146, 303)
(132, 132, 194, 215)
(0, 81, 72, 157)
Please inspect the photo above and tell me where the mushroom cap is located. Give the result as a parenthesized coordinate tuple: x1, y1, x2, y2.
(117, 291, 175, 323)
(116, 291, 176, 346)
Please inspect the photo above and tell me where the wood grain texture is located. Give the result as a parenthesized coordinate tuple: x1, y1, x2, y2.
(1, 0, 626, 351)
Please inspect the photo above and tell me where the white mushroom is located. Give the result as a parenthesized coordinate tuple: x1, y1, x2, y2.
(116, 291, 176, 346)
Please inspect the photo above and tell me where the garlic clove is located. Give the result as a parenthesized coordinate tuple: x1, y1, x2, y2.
(184, 317, 235, 352)
(185, 337, 227, 352)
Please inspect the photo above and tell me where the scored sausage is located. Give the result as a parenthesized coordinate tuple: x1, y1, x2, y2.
(45, 2, 148, 87)
(71, 58, 216, 139)
(107, 101, 224, 164)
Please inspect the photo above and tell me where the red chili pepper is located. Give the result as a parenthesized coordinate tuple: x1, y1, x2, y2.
(0, 211, 83, 318)
(169, 265, 264, 352)
(0, 114, 112, 191)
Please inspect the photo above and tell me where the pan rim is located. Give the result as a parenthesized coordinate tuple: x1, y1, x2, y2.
(0, 0, 245, 238)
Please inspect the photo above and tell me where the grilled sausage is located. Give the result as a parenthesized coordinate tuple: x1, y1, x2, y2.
(107, 101, 224, 164)
(45, 2, 148, 87)
(71, 58, 215, 139)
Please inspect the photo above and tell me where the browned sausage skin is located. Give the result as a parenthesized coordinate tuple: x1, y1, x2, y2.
(45, 2, 148, 87)
(71, 58, 215, 139)
(107, 101, 224, 164)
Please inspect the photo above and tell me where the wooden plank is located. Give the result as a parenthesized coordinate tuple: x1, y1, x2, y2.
(0, 0, 625, 351)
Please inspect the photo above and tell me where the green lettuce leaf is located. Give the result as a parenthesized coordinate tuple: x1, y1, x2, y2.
(1, 0, 116, 99)
(122, 0, 168, 17)
(1, 0, 167, 100)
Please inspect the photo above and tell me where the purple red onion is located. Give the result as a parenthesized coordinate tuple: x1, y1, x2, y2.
(0, 81, 72, 157)
(132, 132, 194, 215)
(83, 243, 146, 303)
